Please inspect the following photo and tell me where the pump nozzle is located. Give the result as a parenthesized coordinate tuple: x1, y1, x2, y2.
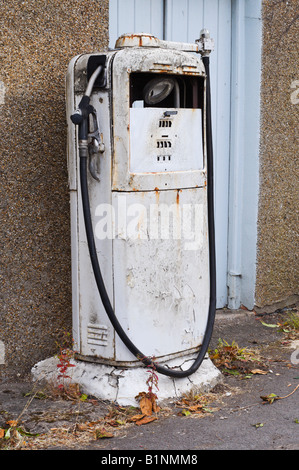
(71, 109, 84, 125)
(71, 95, 93, 129)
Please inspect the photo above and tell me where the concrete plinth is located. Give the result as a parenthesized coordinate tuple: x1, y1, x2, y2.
(32, 354, 222, 406)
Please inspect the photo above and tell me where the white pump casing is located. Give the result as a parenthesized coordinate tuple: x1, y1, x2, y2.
(66, 34, 210, 367)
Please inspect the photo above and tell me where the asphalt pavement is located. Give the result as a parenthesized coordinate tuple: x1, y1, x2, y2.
(0, 308, 298, 451)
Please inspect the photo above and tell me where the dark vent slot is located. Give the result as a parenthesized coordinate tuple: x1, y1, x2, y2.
(159, 120, 172, 128)
(157, 140, 172, 148)
(157, 155, 171, 162)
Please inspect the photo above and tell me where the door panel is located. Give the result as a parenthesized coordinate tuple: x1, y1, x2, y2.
(109, 0, 231, 308)
(165, 0, 231, 308)
(109, 0, 164, 48)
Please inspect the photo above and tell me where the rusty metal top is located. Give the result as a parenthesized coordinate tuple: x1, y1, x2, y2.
(115, 33, 160, 49)
(115, 33, 201, 53)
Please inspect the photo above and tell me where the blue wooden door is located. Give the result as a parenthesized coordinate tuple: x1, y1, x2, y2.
(109, 0, 232, 308)
(109, 0, 165, 46)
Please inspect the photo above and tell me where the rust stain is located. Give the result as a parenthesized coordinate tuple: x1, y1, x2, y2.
(152, 63, 172, 69)
(182, 65, 199, 73)
(176, 189, 181, 204)
(116, 33, 158, 49)
(149, 66, 200, 76)
(154, 187, 160, 203)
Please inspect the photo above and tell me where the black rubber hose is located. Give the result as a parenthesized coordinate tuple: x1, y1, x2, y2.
(78, 56, 216, 378)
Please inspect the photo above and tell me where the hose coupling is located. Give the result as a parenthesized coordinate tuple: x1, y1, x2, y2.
(78, 139, 89, 158)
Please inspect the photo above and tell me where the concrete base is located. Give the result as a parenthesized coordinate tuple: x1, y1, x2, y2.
(31, 354, 222, 406)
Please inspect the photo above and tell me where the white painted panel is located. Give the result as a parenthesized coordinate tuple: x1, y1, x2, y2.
(130, 108, 203, 173)
(112, 188, 210, 362)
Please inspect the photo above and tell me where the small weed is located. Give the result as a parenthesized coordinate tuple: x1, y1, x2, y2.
(209, 338, 267, 376)
(55, 330, 77, 392)
(145, 358, 159, 400)
(260, 309, 299, 341)
(47, 382, 89, 402)
(0, 387, 42, 450)
(260, 309, 298, 332)
(0, 421, 39, 450)
(261, 384, 299, 404)
(281, 311, 299, 333)
(175, 390, 216, 417)
(133, 356, 161, 425)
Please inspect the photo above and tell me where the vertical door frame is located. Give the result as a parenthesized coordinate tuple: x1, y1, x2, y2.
(227, 0, 262, 309)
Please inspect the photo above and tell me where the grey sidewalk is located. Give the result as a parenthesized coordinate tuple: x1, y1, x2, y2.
(0, 309, 298, 450)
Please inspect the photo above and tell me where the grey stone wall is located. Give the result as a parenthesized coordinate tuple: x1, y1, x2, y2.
(256, 0, 299, 309)
(0, 0, 109, 378)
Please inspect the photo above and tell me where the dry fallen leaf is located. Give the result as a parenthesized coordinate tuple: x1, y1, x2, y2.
(135, 416, 158, 426)
(76, 423, 89, 432)
(187, 404, 204, 412)
(136, 391, 161, 417)
(251, 369, 268, 375)
(6, 420, 18, 427)
(153, 401, 160, 413)
(129, 413, 146, 422)
(140, 396, 153, 416)
(0, 429, 5, 438)
(94, 428, 114, 439)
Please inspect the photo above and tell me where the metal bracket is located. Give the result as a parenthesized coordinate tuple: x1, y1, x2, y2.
(195, 29, 215, 57)
(88, 110, 105, 182)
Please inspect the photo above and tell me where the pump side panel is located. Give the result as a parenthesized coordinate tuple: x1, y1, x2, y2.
(67, 53, 116, 360)
(77, 89, 117, 360)
(112, 187, 209, 362)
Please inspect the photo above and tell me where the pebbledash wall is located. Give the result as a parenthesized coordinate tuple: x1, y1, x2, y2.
(255, 0, 298, 311)
(0, 0, 109, 378)
(0, 0, 297, 378)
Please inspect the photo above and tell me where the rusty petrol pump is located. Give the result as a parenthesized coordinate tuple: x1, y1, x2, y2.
(65, 31, 220, 403)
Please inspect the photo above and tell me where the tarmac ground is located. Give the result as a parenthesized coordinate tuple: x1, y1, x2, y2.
(0, 308, 298, 452)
